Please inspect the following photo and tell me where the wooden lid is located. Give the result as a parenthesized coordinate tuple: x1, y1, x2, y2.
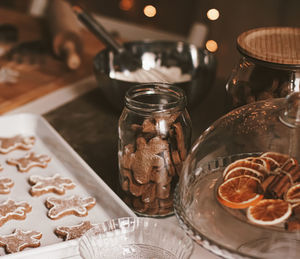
(237, 27, 300, 66)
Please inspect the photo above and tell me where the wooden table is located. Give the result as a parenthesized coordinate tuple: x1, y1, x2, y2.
(0, 7, 104, 114)
(2, 7, 228, 258)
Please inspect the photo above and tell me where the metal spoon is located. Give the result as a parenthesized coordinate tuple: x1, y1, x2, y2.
(72, 6, 141, 71)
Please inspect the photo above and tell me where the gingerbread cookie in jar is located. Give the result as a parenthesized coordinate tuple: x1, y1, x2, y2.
(118, 83, 192, 217)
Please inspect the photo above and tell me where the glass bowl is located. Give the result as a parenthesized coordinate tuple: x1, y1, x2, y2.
(79, 217, 193, 259)
(174, 92, 300, 259)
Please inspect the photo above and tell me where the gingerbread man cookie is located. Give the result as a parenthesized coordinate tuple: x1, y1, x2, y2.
(0, 199, 32, 226)
(45, 195, 96, 220)
(6, 152, 51, 172)
(29, 174, 76, 196)
(0, 178, 14, 194)
(55, 220, 97, 240)
(0, 135, 35, 154)
(0, 229, 42, 253)
(131, 137, 169, 184)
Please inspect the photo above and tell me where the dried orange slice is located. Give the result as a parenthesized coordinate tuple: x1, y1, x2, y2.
(247, 199, 292, 225)
(285, 183, 300, 203)
(261, 152, 290, 166)
(223, 159, 269, 179)
(259, 156, 280, 171)
(247, 156, 281, 171)
(246, 157, 271, 171)
(224, 167, 263, 181)
(217, 175, 263, 209)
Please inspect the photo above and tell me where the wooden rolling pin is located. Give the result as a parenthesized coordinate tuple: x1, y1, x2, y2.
(45, 0, 82, 70)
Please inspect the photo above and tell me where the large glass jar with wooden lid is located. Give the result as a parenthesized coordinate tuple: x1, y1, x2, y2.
(226, 27, 300, 110)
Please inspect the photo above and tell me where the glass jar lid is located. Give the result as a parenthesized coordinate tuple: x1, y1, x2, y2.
(237, 27, 300, 68)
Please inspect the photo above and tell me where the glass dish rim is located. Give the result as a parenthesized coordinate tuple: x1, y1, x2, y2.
(174, 183, 256, 259)
(79, 216, 194, 258)
(174, 153, 300, 259)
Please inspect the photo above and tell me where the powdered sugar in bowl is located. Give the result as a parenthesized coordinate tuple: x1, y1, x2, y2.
(93, 40, 216, 111)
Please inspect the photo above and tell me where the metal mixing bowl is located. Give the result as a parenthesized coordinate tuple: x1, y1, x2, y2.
(93, 40, 217, 111)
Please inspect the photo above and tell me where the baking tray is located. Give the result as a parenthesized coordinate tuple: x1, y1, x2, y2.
(0, 113, 135, 258)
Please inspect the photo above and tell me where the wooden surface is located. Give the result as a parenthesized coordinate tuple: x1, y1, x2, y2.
(0, 7, 104, 114)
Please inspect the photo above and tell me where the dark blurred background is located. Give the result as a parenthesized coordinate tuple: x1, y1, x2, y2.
(1, 0, 299, 80)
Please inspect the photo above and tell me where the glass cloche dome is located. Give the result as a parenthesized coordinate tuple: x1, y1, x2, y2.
(174, 92, 300, 259)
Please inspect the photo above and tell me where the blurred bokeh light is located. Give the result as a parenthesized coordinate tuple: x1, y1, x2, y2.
(119, 0, 134, 11)
(207, 8, 220, 21)
(143, 5, 157, 17)
(206, 40, 218, 52)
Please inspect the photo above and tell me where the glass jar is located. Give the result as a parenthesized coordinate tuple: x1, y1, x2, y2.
(226, 27, 300, 110)
(118, 83, 192, 217)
